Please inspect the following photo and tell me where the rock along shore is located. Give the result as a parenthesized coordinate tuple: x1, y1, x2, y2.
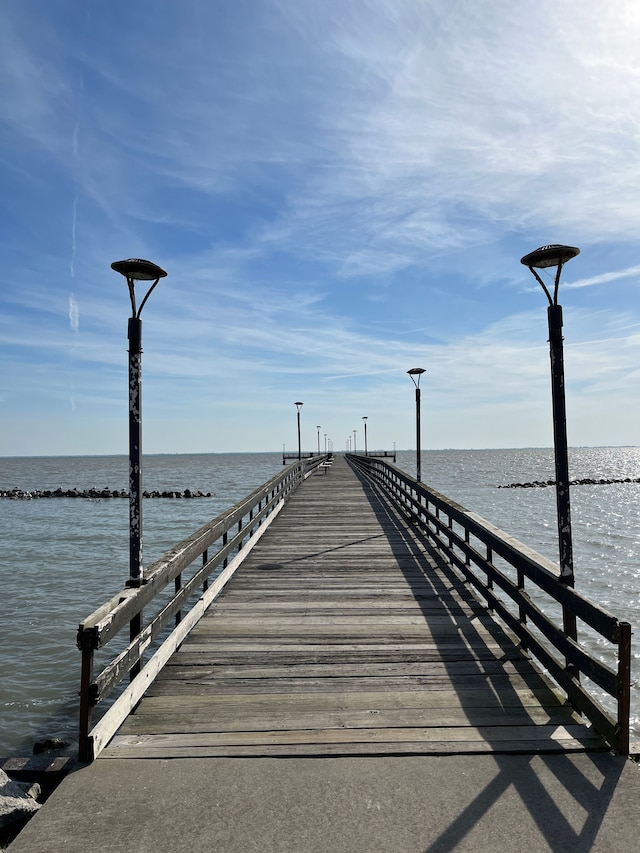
(0, 487, 213, 500)
(498, 477, 640, 489)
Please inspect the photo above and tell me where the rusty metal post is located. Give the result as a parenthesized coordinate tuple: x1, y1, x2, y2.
(521, 245, 580, 645)
(128, 316, 143, 588)
(111, 258, 167, 681)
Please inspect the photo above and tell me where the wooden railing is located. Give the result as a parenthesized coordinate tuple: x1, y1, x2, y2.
(76, 455, 327, 761)
(347, 454, 632, 755)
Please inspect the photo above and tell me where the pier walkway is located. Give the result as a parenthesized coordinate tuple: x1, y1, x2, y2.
(10, 456, 640, 852)
(101, 455, 605, 759)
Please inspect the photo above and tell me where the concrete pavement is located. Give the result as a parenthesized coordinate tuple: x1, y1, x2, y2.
(8, 752, 640, 852)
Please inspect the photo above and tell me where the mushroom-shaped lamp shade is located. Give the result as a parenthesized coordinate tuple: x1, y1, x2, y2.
(111, 258, 168, 281)
(520, 245, 580, 269)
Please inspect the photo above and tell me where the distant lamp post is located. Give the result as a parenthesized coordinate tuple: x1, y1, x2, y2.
(295, 402, 303, 460)
(324, 433, 327, 454)
(521, 244, 580, 641)
(362, 416, 368, 455)
(317, 425, 321, 455)
(353, 429, 357, 454)
(111, 258, 167, 588)
(407, 368, 426, 481)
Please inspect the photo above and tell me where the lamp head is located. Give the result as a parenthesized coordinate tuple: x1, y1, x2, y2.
(111, 258, 167, 281)
(520, 245, 580, 269)
(111, 258, 167, 317)
(407, 367, 426, 388)
(520, 244, 580, 306)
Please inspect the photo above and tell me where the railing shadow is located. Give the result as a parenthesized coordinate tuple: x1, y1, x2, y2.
(346, 462, 626, 852)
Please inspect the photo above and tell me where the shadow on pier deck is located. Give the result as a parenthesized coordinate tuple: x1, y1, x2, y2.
(10, 455, 640, 852)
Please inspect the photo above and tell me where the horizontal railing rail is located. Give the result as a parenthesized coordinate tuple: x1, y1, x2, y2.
(282, 451, 316, 464)
(77, 454, 327, 761)
(347, 453, 632, 755)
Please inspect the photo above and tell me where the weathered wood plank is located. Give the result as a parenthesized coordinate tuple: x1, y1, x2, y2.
(122, 707, 582, 734)
(103, 724, 606, 758)
(138, 683, 564, 707)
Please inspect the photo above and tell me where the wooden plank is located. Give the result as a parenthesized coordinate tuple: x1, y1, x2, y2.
(101, 739, 606, 758)
(104, 724, 606, 757)
(131, 685, 565, 708)
(122, 707, 582, 734)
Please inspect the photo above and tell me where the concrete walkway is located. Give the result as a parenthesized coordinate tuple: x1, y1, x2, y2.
(9, 752, 640, 852)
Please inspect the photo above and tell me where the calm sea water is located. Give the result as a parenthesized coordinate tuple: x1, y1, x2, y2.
(1, 448, 639, 755)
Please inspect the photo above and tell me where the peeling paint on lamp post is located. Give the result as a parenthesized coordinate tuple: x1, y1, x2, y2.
(111, 258, 167, 589)
(521, 244, 579, 644)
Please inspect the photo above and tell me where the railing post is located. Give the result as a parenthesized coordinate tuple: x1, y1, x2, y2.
(486, 546, 494, 611)
(617, 622, 632, 755)
(175, 572, 183, 625)
(78, 638, 95, 762)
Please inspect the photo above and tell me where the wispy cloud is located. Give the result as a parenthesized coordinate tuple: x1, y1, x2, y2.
(68, 293, 79, 333)
(565, 265, 640, 290)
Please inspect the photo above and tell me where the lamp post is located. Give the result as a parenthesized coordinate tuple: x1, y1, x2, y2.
(317, 425, 321, 455)
(295, 402, 303, 460)
(521, 244, 579, 642)
(324, 433, 327, 454)
(362, 416, 368, 455)
(407, 368, 426, 481)
(353, 429, 357, 454)
(111, 258, 167, 589)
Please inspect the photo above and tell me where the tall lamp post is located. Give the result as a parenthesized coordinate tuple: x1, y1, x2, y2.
(295, 401, 303, 460)
(353, 429, 357, 453)
(521, 244, 579, 642)
(407, 368, 426, 481)
(362, 416, 368, 455)
(317, 425, 321, 455)
(111, 258, 167, 589)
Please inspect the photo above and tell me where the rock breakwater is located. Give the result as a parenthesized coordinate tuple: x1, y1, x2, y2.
(498, 477, 640, 489)
(0, 487, 213, 500)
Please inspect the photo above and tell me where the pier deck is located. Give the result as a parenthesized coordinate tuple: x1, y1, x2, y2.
(11, 456, 640, 853)
(104, 455, 603, 759)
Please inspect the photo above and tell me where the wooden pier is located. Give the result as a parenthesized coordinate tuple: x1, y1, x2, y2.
(94, 455, 612, 760)
(9, 455, 639, 853)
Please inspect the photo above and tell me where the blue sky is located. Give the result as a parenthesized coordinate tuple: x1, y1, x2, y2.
(1, 0, 639, 456)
